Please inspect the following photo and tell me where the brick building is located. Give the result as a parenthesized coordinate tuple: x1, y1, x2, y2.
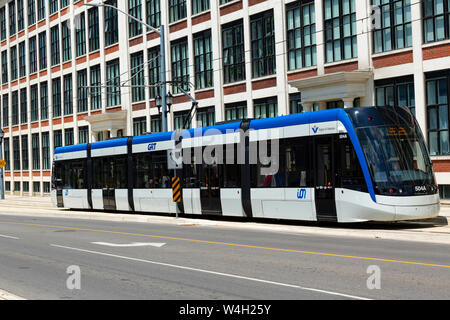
(0, 0, 450, 198)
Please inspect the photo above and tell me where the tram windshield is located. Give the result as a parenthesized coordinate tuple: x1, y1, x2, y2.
(352, 107, 436, 196)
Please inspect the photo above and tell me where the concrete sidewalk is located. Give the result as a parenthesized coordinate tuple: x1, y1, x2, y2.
(0, 195, 449, 244)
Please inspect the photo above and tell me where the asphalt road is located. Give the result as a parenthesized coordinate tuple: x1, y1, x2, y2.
(0, 214, 449, 300)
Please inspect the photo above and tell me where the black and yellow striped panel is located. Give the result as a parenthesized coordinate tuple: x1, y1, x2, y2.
(172, 177, 181, 203)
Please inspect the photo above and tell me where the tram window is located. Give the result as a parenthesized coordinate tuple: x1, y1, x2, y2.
(92, 158, 104, 189)
(284, 137, 309, 187)
(152, 151, 171, 188)
(114, 156, 128, 189)
(133, 151, 170, 189)
(52, 161, 64, 189)
(252, 140, 284, 188)
(134, 153, 151, 188)
(252, 138, 310, 188)
(339, 138, 367, 192)
(223, 144, 240, 188)
(182, 148, 200, 188)
(62, 159, 86, 189)
(92, 156, 127, 189)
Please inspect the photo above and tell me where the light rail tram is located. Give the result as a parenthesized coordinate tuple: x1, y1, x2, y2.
(51, 106, 440, 222)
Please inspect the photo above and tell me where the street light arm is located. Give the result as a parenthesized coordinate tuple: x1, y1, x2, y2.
(84, 2, 161, 35)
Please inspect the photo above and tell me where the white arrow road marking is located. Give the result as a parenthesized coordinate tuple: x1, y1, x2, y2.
(91, 242, 166, 248)
(0, 234, 19, 240)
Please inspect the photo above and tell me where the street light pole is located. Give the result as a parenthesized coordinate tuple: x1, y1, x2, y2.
(84, 1, 168, 132)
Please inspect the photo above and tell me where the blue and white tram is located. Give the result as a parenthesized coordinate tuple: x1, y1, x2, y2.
(51, 106, 440, 223)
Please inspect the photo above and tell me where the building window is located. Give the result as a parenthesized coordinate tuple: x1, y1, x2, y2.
(64, 128, 74, 146)
(194, 30, 213, 90)
(31, 84, 39, 121)
(49, 0, 58, 15)
(20, 88, 27, 123)
(9, 1, 16, 35)
(225, 102, 247, 121)
(197, 107, 215, 127)
(192, 0, 209, 15)
(38, 31, 47, 70)
(90, 65, 102, 110)
(130, 52, 145, 102)
(254, 97, 278, 119)
(10, 46, 17, 81)
(2, 94, 8, 127)
(88, 7, 100, 52)
(77, 69, 88, 113)
(324, 0, 357, 63)
(426, 70, 450, 156)
(79, 126, 89, 144)
(40, 81, 48, 120)
(287, 1, 316, 70)
(12, 91, 19, 126)
(27, 0, 35, 26)
(171, 38, 189, 94)
(146, 0, 161, 28)
(37, 0, 45, 21)
(326, 100, 344, 109)
(148, 47, 160, 99)
(21, 135, 28, 170)
(43, 182, 50, 193)
(222, 21, 245, 84)
(106, 59, 121, 107)
(129, 0, 143, 38)
(423, 0, 450, 43)
(42, 132, 49, 170)
(372, 0, 412, 53)
(19, 41, 26, 77)
(52, 77, 61, 118)
(29, 36, 37, 74)
(289, 93, 303, 114)
(33, 182, 40, 193)
(3, 137, 10, 170)
(61, 0, 69, 8)
(63, 74, 73, 115)
(18, 0, 25, 31)
(2, 50, 8, 84)
(32, 133, 40, 170)
(23, 181, 29, 193)
(54, 130, 62, 148)
(251, 10, 276, 78)
(13, 136, 20, 171)
(174, 111, 191, 130)
(104, 0, 119, 47)
(0, 7, 6, 41)
(133, 117, 147, 136)
(151, 115, 161, 133)
(50, 25, 60, 66)
(75, 13, 86, 57)
(61, 20, 71, 62)
(375, 75, 415, 115)
(169, 0, 186, 23)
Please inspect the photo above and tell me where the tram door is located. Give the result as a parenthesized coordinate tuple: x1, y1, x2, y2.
(102, 158, 117, 211)
(200, 163, 222, 214)
(314, 136, 337, 221)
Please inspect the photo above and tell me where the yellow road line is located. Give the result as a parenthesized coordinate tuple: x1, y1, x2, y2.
(2, 220, 450, 269)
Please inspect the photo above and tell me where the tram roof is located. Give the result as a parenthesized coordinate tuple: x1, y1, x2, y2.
(54, 108, 355, 155)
